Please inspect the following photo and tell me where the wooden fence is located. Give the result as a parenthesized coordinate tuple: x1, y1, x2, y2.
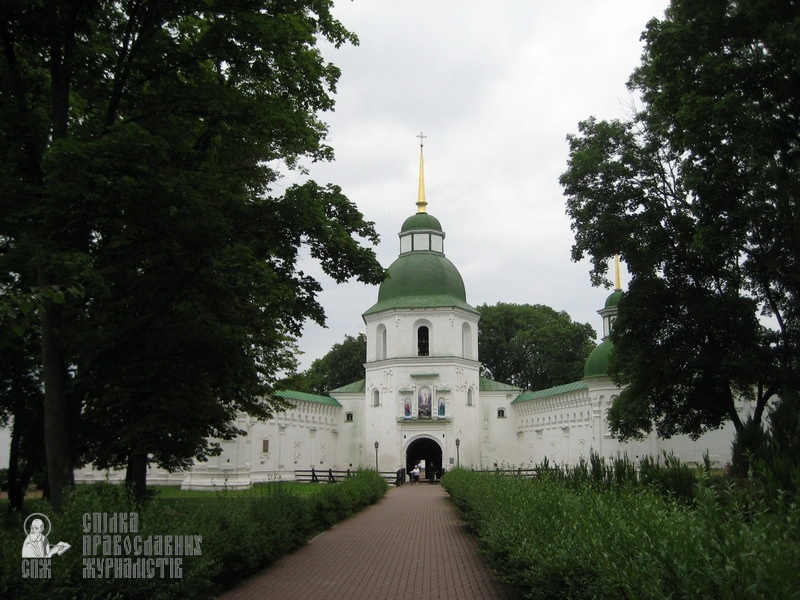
(293, 467, 402, 485)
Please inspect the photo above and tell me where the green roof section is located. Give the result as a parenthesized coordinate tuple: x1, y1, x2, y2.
(401, 213, 443, 232)
(605, 289, 623, 308)
(276, 389, 341, 407)
(480, 377, 523, 392)
(364, 252, 477, 315)
(511, 381, 588, 404)
(583, 340, 613, 378)
(329, 379, 366, 394)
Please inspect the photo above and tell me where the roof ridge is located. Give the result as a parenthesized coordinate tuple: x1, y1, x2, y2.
(511, 381, 588, 404)
(275, 389, 342, 407)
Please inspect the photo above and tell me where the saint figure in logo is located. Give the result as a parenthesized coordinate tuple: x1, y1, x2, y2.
(22, 515, 70, 558)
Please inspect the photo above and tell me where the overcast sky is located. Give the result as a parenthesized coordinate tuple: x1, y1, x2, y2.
(281, 0, 670, 371)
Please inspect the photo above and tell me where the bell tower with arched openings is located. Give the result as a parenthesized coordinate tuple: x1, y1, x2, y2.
(360, 135, 482, 476)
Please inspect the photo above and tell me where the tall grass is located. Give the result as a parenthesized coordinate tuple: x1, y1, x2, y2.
(1, 470, 387, 599)
(444, 468, 800, 599)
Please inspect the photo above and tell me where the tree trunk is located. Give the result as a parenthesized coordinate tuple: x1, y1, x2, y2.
(126, 448, 148, 503)
(723, 384, 744, 434)
(41, 302, 73, 512)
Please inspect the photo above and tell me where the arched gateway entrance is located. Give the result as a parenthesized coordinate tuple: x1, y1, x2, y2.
(405, 437, 443, 481)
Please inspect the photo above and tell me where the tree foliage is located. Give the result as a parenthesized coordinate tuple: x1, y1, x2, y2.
(1, 1, 384, 505)
(561, 0, 799, 441)
(288, 333, 367, 395)
(477, 303, 596, 391)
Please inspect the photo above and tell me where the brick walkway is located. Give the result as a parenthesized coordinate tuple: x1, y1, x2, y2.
(217, 483, 519, 600)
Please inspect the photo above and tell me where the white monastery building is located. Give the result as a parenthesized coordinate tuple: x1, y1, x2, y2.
(65, 145, 753, 488)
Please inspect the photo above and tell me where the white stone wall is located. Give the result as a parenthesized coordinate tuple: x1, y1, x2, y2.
(479, 391, 519, 469)
(25, 373, 758, 489)
(510, 376, 755, 470)
(0, 425, 10, 469)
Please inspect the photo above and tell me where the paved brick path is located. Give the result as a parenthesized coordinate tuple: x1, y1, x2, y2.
(217, 483, 519, 600)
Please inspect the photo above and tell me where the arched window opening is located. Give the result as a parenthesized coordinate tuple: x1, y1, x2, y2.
(467, 388, 474, 406)
(497, 408, 506, 419)
(462, 322, 473, 359)
(345, 412, 354, 422)
(377, 324, 387, 360)
(417, 325, 429, 356)
(372, 389, 380, 407)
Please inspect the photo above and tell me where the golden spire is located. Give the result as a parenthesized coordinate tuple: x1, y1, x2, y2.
(614, 254, 622, 291)
(416, 132, 427, 213)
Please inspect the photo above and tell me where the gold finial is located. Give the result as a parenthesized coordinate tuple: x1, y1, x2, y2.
(416, 132, 427, 213)
(614, 254, 622, 291)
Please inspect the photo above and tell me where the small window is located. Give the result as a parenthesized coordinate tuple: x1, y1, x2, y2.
(413, 232, 429, 250)
(467, 388, 474, 406)
(372, 389, 380, 407)
(262, 439, 269, 453)
(417, 326, 429, 356)
(497, 408, 506, 419)
(345, 412, 354, 422)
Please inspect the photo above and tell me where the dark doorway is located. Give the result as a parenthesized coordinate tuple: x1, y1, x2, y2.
(406, 437, 443, 481)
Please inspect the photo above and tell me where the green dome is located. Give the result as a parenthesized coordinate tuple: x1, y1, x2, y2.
(605, 289, 623, 308)
(401, 213, 442, 233)
(363, 252, 476, 315)
(584, 340, 613, 378)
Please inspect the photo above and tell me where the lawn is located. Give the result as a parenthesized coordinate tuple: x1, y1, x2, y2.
(0, 480, 325, 510)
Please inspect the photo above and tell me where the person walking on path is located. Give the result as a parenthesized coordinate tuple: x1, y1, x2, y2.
(218, 483, 518, 600)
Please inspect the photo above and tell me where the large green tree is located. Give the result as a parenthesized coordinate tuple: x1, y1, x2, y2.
(1, 1, 384, 506)
(561, 0, 798, 441)
(477, 303, 596, 391)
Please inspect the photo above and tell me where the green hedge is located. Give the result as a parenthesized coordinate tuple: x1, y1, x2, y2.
(1, 470, 387, 599)
(444, 469, 800, 599)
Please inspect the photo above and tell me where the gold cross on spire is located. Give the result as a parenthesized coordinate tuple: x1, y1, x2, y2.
(416, 132, 427, 213)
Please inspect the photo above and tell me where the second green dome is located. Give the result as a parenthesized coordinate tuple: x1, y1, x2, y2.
(584, 340, 613, 378)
